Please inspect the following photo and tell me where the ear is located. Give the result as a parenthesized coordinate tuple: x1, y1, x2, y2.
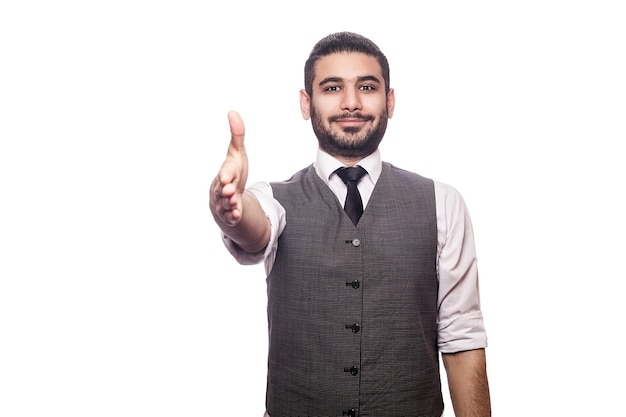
(299, 89, 311, 120)
(386, 88, 396, 118)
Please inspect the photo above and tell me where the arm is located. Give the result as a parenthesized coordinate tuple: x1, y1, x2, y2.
(209, 111, 270, 253)
(442, 348, 491, 417)
(436, 183, 490, 414)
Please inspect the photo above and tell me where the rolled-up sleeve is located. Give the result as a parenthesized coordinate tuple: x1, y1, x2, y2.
(435, 181, 488, 353)
(221, 181, 285, 275)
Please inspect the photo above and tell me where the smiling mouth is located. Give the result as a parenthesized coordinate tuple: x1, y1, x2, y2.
(335, 118, 368, 127)
(329, 113, 374, 125)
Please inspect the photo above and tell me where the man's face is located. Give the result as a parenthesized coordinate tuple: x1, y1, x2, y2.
(300, 52, 395, 160)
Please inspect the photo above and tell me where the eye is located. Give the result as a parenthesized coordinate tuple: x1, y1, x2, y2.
(360, 85, 375, 91)
(325, 85, 341, 92)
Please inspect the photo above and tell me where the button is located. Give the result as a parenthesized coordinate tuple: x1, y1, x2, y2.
(344, 366, 359, 376)
(346, 323, 360, 333)
(346, 280, 360, 289)
(351, 238, 361, 247)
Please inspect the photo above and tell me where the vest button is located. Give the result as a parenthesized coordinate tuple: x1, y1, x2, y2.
(346, 323, 360, 333)
(351, 238, 361, 247)
(344, 366, 359, 376)
(346, 280, 360, 289)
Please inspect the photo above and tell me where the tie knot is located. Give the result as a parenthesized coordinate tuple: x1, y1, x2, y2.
(336, 166, 367, 184)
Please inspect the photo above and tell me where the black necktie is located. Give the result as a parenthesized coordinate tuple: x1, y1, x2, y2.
(336, 166, 367, 226)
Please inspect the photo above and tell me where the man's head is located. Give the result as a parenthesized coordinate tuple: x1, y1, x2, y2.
(301, 32, 395, 162)
(304, 32, 391, 97)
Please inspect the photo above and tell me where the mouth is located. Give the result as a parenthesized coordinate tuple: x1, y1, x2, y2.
(329, 113, 374, 129)
(335, 118, 369, 128)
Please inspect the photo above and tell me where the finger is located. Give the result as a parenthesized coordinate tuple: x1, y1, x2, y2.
(227, 110, 245, 151)
(218, 194, 242, 224)
(217, 160, 239, 187)
(221, 182, 237, 198)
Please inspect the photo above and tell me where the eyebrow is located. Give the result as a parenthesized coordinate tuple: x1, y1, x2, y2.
(318, 75, 382, 87)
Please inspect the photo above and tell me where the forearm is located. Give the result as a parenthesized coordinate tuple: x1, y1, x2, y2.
(442, 348, 491, 417)
(213, 189, 270, 253)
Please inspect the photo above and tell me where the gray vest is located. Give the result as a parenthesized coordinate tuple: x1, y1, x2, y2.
(267, 162, 442, 417)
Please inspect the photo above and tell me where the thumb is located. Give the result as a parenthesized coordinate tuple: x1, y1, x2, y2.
(228, 110, 245, 151)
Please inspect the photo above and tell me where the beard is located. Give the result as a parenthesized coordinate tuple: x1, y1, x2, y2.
(311, 105, 389, 159)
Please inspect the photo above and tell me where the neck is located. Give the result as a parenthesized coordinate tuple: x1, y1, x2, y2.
(319, 147, 370, 167)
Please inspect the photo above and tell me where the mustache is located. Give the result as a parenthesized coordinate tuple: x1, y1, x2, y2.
(328, 112, 375, 123)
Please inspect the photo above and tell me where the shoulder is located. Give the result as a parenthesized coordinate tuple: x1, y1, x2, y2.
(270, 164, 315, 187)
(434, 180, 462, 198)
(433, 180, 474, 232)
(434, 181, 467, 209)
(270, 165, 319, 200)
(382, 162, 433, 185)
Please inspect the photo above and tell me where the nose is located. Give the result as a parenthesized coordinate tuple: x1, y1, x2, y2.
(341, 86, 362, 112)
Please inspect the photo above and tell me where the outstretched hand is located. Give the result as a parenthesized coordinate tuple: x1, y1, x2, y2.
(210, 111, 249, 226)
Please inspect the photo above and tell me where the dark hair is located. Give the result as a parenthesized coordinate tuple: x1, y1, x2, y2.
(304, 32, 390, 96)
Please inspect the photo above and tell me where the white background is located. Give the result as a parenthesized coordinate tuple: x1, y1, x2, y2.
(1, 1, 625, 416)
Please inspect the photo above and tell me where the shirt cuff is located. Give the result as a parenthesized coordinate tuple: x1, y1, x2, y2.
(437, 311, 488, 353)
(221, 233, 267, 265)
(220, 182, 285, 270)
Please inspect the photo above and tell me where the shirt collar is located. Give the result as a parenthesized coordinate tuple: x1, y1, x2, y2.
(314, 148, 382, 186)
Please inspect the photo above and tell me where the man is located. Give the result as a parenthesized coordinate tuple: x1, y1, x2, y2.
(210, 32, 491, 417)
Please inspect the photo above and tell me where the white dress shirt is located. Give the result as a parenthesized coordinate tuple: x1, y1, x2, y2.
(222, 148, 487, 354)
